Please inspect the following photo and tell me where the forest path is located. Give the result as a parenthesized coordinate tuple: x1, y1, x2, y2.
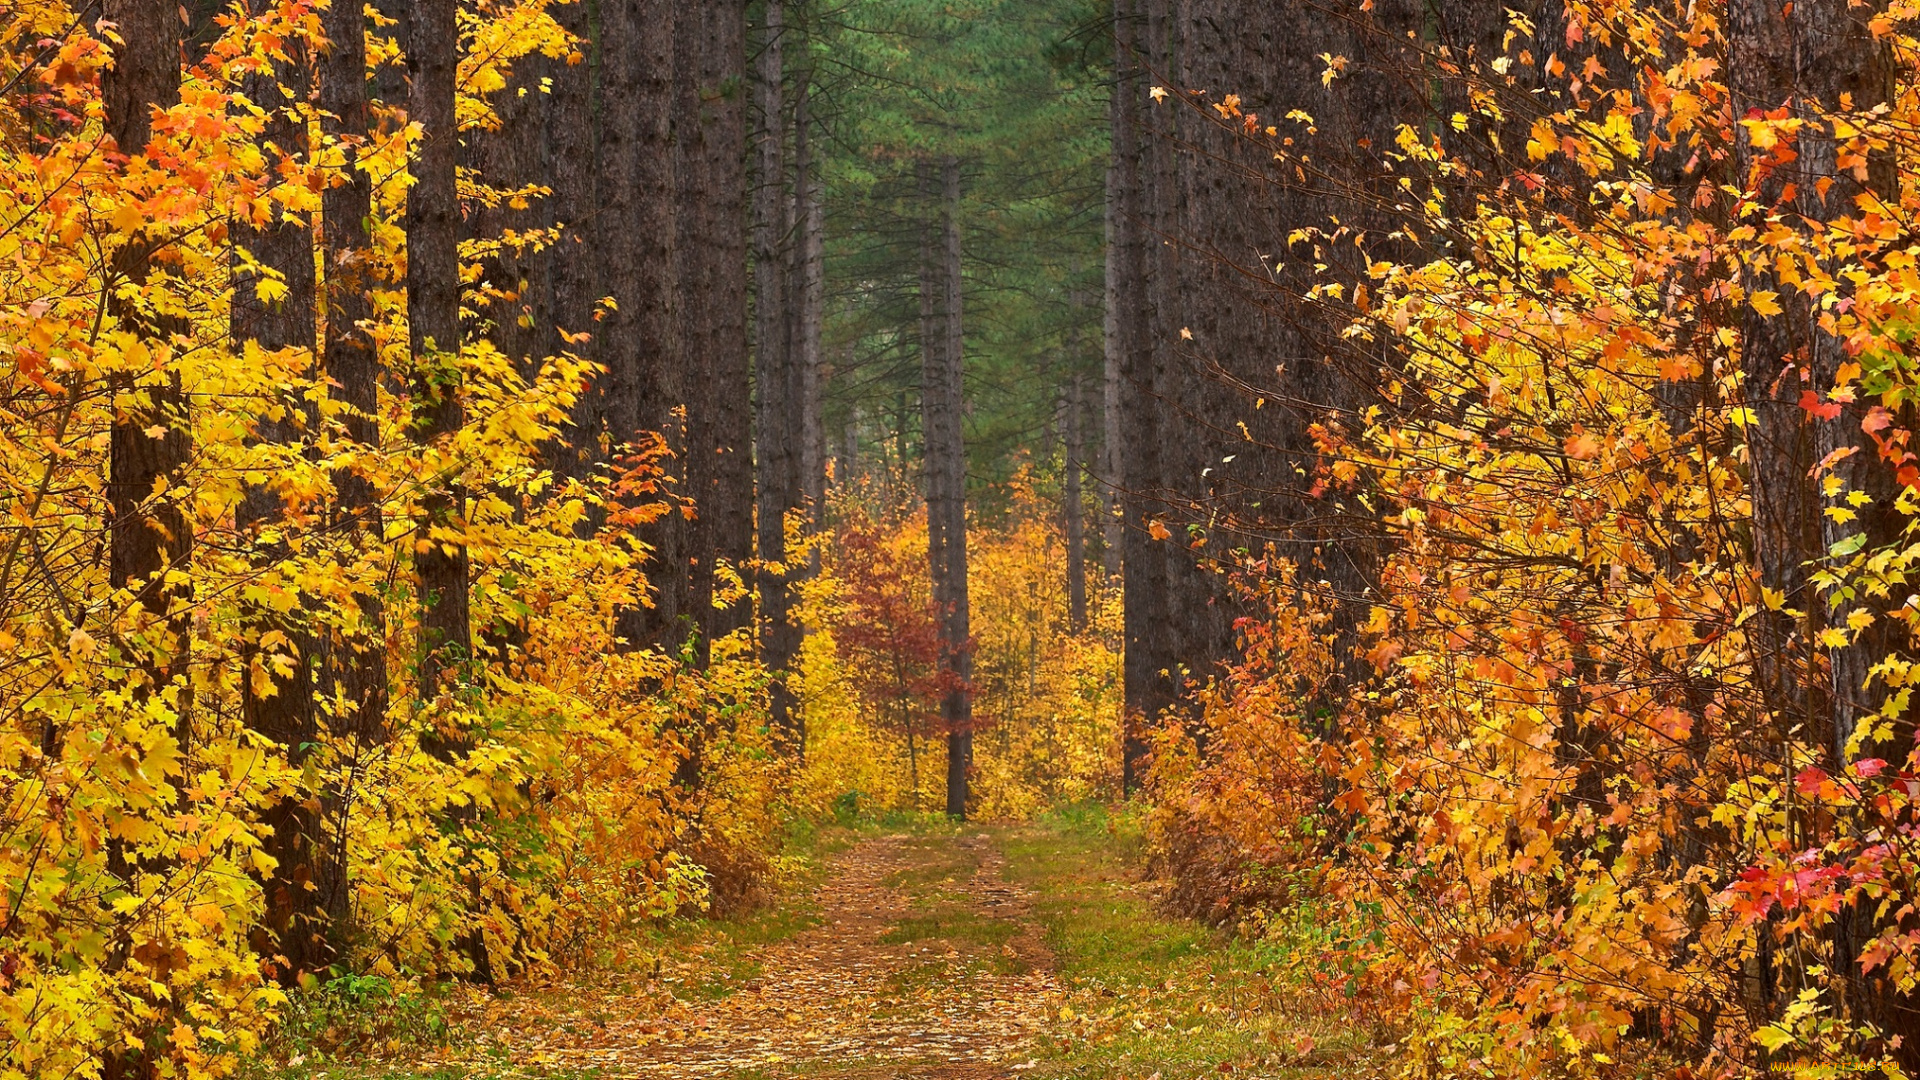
(407, 833, 1063, 1079)
(315, 820, 1384, 1080)
(618, 832, 1062, 1078)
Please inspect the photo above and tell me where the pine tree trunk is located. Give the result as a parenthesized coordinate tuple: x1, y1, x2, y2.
(1730, 0, 1897, 758)
(103, 0, 189, 703)
(923, 154, 973, 821)
(1728, 0, 1909, 1046)
(754, 0, 803, 744)
(100, 10, 184, 1072)
(407, 0, 470, 709)
(465, 11, 552, 672)
(843, 408, 859, 485)
(1099, 373, 1121, 580)
(233, 47, 324, 980)
(1065, 373, 1087, 630)
(1100, 183, 1124, 581)
(318, 0, 386, 943)
(1145, 0, 1414, 735)
(705, 0, 755, 642)
(678, 3, 715, 667)
(601, 0, 685, 654)
(373, 0, 410, 124)
(547, 0, 602, 491)
(468, 44, 548, 379)
(1162, 0, 1238, 734)
(1112, 0, 1165, 792)
(1143, 0, 1186, 741)
(795, 78, 827, 512)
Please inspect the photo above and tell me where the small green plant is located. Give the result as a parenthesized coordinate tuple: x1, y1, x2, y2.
(270, 971, 452, 1061)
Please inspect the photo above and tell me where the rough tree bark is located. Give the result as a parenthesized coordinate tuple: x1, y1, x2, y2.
(1728, 0, 1909, 1043)
(705, 0, 755, 643)
(1111, 0, 1166, 793)
(1730, 0, 1896, 759)
(467, 40, 548, 379)
(754, 0, 803, 745)
(100, 6, 184, 1074)
(317, 0, 387, 943)
(601, 0, 685, 654)
(922, 155, 973, 820)
(103, 0, 188, 706)
(546, 0, 602, 492)
(795, 76, 826, 512)
(1100, 178, 1124, 582)
(1065, 372, 1087, 630)
(671, 0, 752, 788)
(407, 0, 470, 709)
(677, 1, 714, 666)
(843, 408, 860, 485)
(233, 43, 323, 979)
(1134, 0, 1415, 739)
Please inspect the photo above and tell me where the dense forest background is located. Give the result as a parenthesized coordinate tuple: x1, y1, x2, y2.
(5, 0, 1920, 1077)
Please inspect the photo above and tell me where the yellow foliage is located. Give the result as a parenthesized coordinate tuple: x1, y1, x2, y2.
(0, 6, 780, 1077)
(795, 470, 1122, 818)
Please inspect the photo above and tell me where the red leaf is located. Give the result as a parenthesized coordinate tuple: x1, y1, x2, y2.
(1795, 766, 1831, 797)
(1799, 389, 1843, 421)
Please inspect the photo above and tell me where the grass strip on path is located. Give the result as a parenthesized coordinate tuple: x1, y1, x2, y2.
(994, 806, 1388, 1080)
(246, 809, 1388, 1080)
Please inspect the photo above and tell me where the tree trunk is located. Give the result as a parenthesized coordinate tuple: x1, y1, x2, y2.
(842, 408, 860, 486)
(407, 0, 470, 709)
(1730, 0, 1897, 757)
(373, 0, 410, 127)
(922, 154, 973, 821)
(600, 0, 685, 654)
(547, 0, 602, 491)
(1065, 373, 1087, 630)
(103, 0, 189, 702)
(1141, 0, 1184, 720)
(677, 1, 714, 667)
(705, 0, 755, 643)
(754, 0, 803, 745)
(467, 44, 548, 378)
(464, 4, 553, 675)
(233, 44, 324, 981)
(100, 8, 184, 1074)
(1100, 180, 1124, 581)
(1728, 0, 1909, 1045)
(795, 77, 827, 513)
(317, 0, 387, 945)
(1112, 0, 1165, 793)
(1145, 0, 1414, 736)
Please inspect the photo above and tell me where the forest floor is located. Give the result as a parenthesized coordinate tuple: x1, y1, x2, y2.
(270, 813, 1390, 1080)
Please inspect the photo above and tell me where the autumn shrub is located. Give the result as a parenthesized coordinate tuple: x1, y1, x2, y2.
(797, 471, 1122, 818)
(1146, 564, 1340, 924)
(967, 471, 1125, 817)
(1150, 1, 1920, 1075)
(0, 8, 784, 1078)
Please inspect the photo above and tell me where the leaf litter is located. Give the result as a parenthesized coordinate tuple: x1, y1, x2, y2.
(403, 834, 1064, 1079)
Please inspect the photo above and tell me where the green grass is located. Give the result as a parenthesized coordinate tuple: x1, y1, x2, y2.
(245, 808, 1386, 1080)
(879, 848, 979, 890)
(645, 889, 826, 1000)
(876, 907, 1017, 948)
(992, 805, 1385, 1080)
